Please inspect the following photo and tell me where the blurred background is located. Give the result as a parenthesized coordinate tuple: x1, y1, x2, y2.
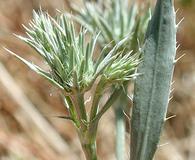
(0, 0, 194, 159)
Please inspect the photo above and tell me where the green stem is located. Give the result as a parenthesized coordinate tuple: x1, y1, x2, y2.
(114, 86, 128, 160)
(70, 92, 87, 130)
(115, 106, 125, 160)
(77, 127, 98, 160)
(70, 90, 99, 160)
(81, 141, 97, 160)
(90, 81, 105, 121)
(63, 96, 80, 127)
(95, 87, 123, 122)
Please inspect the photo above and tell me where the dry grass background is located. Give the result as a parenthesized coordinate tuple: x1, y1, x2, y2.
(0, 0, 195, 159)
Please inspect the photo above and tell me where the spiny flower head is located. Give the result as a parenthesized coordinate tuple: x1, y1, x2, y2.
(6, 10, 140, 94)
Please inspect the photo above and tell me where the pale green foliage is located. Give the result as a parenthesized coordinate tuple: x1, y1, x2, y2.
(71, 0, 150, 52)
(9, 10, 140, 95)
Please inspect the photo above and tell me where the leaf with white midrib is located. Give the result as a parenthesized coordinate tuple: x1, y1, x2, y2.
(131, 0, 177, 160)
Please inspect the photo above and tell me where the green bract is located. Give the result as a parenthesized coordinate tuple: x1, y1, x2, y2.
(8, 10, 140, 94)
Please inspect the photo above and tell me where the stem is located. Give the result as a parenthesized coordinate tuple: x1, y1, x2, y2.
(90, 81, 105, 121)
(63, 96, 80, 127)
(77, 126, 98, 160)
(95, 87, 123, 122)
(70, 91, 98, 160)
(81, 141, 98, 160)
(114, 87, 128, 160)
(70, 92, 87, 130)
(115, 106, 125, 160)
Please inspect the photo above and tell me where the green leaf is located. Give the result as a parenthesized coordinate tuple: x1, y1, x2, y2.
(131, 0, 177, 159)
(4, 47, 64, 89)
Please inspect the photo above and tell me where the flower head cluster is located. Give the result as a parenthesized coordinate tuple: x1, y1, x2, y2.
(7, 10, 140, 94)
(71, 0, 150, 51)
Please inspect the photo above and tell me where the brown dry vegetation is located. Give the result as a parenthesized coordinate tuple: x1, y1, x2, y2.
(0, 0, 194, 160)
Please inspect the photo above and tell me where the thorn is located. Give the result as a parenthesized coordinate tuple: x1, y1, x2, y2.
(123, 110, 131, 121)
(176, 17, 184, 28)
(0, 45, 6, 52)
(170, 87, 174, 94)
(176, 44, 181, 51)
(3, 47, 19, 58)
(158, 142, 169, 148)
(171, 81, 175, 85)
(174, 53, 185, 64)
(165, 115, 176, 121)
(175, 8, 180, 14)
(56, 9, 62, 13)
(127, 94, 133, 101)
(169, 96, 173, 102)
